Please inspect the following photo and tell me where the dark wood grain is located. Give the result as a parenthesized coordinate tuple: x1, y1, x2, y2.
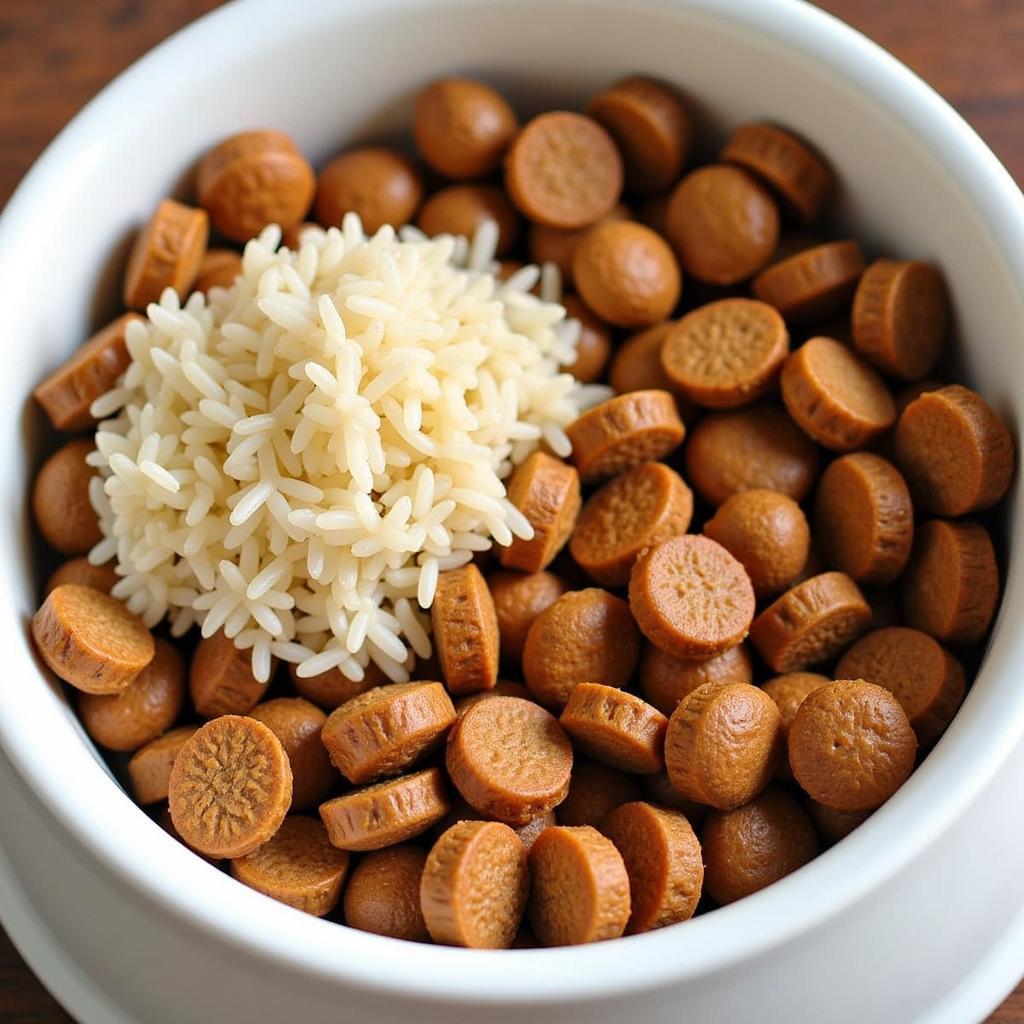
(0, 1, 1022, 1021)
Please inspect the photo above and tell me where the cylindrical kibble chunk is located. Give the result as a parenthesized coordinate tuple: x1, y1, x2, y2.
(837, 627, 965, 747)
(666, 165, 779, 285)
(640, 642, 754, 716)
(602, 802, 703, 933)
(45, 557, 119, 597)
(169, 715, 293, 859)
(288, 659, 384, 711)
(562, 295, 613, 384)
(127, 725, 198, 804)
(609, 322, 676, 396)
(528, 204, 630, 287)
(78, 637, 185, 752)
(522, 589, 640, 708)
(566, 390, 685, 483)
(320, 681, 456, 785)
(32, 439, 101, 555)
(685, 405, 821, 506)
(249, 697, 335, 812)
(505, 112, 623, 230)
(230, 816, 349, 917)
(752, 241, 864, 324)
(417, 184, 520, 255)
(446, 697, 572, 825)
(315, 148, 423, 234)
(809, 801, 871, 845)
(343, 844, 430, 942)
(813, 452, 913, 586)
(190, 630, 268, 718)
(431, 563, 500, 695)
(123, 199, 208, 309)
(901, 519, 999, 644)
(761, 672, 829, 779)
(664, 682, 783, 811)
(894, 385, 1014, 517)
(193, 248, 243, 293)
(704, 489, 811, 599)
(196, 130, 315, 243)
(749, 572, 872, 673)
(852, 259, 949, 380)
(661, 299, 789, 409)
(781, 336, 896, 451)
(557, 761, 642, 827)
(560, 684, 668, 775)
(570, 462, 693, 588)
(429, 793, 553, 852)
(319, 768, 449, 852)
(702, 787, 818, 905)
(488, 571, 567, 663)
(498, 451, 581, 573)
(32, 584, 155, 695)
(642, 771, 707, 823)
(33, 313, 142, 432)
(414, 78, 519, 180)
(629, 535, 756, 660)
(421, 820, 528, 948)
(788, 680, 917, 812)
(454, 679, 531, 716)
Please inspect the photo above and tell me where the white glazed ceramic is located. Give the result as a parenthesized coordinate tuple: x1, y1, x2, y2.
(1, 1, 1023, 1021)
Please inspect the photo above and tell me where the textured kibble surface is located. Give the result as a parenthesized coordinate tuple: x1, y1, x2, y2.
(640, 642, 754, 715)
(128, 725, 198, 805)
(431, 563, 500, 695)
(32, 439, 102, 556)
(488, 571, 567, 663)
(190, 630, 268, 718)
(315, 147, 423, 234)
(343, 844, 430, 942)
(752, 241, 865, 324)
(123, 198, 208, 309)
(417, 183, 520, 256)
(761, 672, 829, 778)
(557, 761, 642, 827)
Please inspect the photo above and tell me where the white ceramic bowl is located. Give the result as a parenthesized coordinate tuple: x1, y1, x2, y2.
(1, 1, 1023, 1021)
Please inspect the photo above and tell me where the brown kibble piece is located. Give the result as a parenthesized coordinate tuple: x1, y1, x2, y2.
(430, 792, 553, 852)
(528, 204, 630, 286)
(288, 659, 385, 711)
(157, 804, 219, 863)
(230, 816, 349, 917)
(702, 787, 818, 905)
(190, 630, 267, 718)
(836, 627, 965, 746)
(128, 725, 199, 804)
(78, 637, 184, 752)
(749, 572, 871, 673)
(664, 683, 783, 810)
(32, 584, 155, 695)
(417, 183, 520, 255)
(788, 680, 916, 811)
(421, 820, 528, 948)
(321, 681, 456, 785)
(320, 767, 448, 851)
(852, 259, 949, 380)
(528, 825, 630, 945)
(571, 462, 693, 587)
(249, 698, 335, 811)
(661, 299, 789, 409)
(33, 313, 142, 432)
(431, 563, 500, 695)
(169, 715, 292, 859)
(629, 535, 755, 660)
(685, 405, 820, 506)
(566, 390, 685, 483)
(587, 76, 690, 195)
(572, 220, 681, 328)
(808, 801, 871, 844)
(562, 295, 613, 384)
(557, 761, 642, 827)
(32, 439, 101, 555)
(488, 571, 567, 662)
(315, 148, 423, 234)
(455, 679, 532, 716)
(193, 248, 242, 293)
(722, 123, 833, 223)
(641, 771, 707, 822)
(522, 589, 640, 708)
(894, 385, 1014, 517)
(498, 451, 581, 573)
(813, 452, 913, 585)
(640, 642, 754, 716)
(343, 844, 430, 942)
(753, 241, 865, 323)
(123, 199, 208, 309)
(901, 519, 999, 644)
(666, 165, 779, 285)
(608, 322, 674, 395)
(414, 78, 518, 180)
(704, 489, 811, 599)
(761, 672, 829, 778)
(781, 336, 896, 451)
(45, 557, 119, 597)
(560, 683, 668, 774)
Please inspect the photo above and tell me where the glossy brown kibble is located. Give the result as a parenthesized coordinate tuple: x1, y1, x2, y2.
(808, 801, 871, 844)
(702, 787, 818, 905)
(169, 715, 292, 859)
(431, 563, 500, 695)
(417, 183, 520, 255)
(752, 241, 865, 323)
(788, 680, 916, 811)
(639, 642, 754, 716)
(528, 204, 630, 286)
(761, 672, 829, 778)
(421, 820, 528, 948)
(562, 294, 613, 384)
(522, 589, 640, 708)
(32, 439, 101, 555)
(557, 761, 643, 827)
(488, 570, 567, 663)
(664, 683, 783, 810)
(192, 248, 243, 293)
(189, 630, 267, 718)
(45, 557, 119, 597)
(315, 148, 423, 234)
(32, 584, 155, 695)
(666, 165, 780, 285)
(343, 844, 430, 942)
(127, 725, 199, 804)
(123, 199, 208, 309)
(288, 659, 384, 711)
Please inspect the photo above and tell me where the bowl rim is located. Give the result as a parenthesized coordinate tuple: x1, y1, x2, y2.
(1, 0, 1023, 1004)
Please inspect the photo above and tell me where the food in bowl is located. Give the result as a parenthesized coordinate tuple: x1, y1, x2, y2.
(25, 71, 1013, 949)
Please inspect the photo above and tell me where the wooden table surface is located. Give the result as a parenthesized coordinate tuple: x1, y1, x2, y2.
(1, 0, 1022, 1020)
